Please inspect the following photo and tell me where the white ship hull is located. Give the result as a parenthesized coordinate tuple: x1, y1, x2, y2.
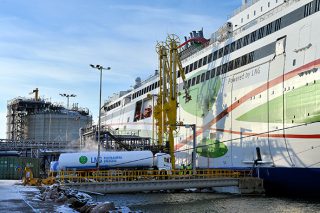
(102, 0, 320, 194)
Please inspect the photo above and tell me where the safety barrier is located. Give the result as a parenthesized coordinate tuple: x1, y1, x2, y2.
(57, 169, 252, 184)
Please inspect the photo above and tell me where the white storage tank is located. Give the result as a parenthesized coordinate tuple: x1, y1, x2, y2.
(58, 151, 154, 170)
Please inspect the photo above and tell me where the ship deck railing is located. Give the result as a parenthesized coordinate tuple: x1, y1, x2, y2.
(232, 0, 300, 38)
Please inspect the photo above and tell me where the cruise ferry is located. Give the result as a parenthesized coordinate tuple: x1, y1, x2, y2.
(101, 0, 320, 195)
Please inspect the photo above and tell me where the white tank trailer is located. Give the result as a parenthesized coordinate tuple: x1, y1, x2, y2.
(57, 151, 172, 171)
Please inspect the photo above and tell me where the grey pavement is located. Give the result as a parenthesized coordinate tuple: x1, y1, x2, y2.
(0, 180, 35, 213)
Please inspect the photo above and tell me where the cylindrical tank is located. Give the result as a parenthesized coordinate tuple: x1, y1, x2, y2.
(58, 151, 154, 170)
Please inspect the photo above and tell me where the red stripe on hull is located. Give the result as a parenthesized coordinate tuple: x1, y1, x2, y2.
(175, 59, 320, 149)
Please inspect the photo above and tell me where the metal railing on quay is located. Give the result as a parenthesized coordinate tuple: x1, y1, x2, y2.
(57, 169, 253, 184)
(0, 138, 80, 150)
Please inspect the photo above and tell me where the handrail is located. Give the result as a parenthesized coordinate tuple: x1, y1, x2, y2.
(57, 169, 252, 184)
(0, 139, 80, 150)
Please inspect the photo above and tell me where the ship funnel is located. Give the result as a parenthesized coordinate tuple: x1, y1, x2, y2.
(134, 77, 142, 89)
(184, 36, 189, 48)
(199, 29, 204, 38)
(192, 31, 197, 38)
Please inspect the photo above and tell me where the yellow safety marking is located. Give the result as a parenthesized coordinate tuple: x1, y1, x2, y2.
(56, 169, 252, 184)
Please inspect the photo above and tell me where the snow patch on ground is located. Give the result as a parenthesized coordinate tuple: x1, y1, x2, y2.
(0, 180, 40, 212)
(0, 180, 23, 201)
(16, 185, 40, 192)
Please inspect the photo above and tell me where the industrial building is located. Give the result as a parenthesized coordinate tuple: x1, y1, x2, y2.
(6, 89, 92, 142)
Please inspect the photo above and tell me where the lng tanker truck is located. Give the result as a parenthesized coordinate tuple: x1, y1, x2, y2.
(55, 151, 172, 171)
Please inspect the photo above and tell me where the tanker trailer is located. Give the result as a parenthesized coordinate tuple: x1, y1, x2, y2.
(58, 151, 171, 171)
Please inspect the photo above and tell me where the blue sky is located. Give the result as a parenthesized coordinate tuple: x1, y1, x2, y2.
(0, 0, 240, 138)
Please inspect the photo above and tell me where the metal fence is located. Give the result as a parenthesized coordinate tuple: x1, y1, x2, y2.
(57, 169, 252, 184)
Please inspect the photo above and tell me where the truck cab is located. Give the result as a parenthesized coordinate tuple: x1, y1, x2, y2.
(154, 153, 172, 171)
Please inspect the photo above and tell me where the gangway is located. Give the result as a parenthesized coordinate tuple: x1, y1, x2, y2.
(57, 169, 264, 195)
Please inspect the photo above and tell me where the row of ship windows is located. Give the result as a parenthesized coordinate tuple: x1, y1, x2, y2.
(316, 0, 320, 12)
(179, 17, 282, 78)
(132, 50, 255, 102)
(305, 1, 320, 17)
(107, 2, 319, 112)
(118, 12, 283, 108)
(180, 1, 320, 79)
(107, 50, 256, 112)
(105, 101, 121, 112)
(185, 52, 255, 88)
(132, 81, 160, 100)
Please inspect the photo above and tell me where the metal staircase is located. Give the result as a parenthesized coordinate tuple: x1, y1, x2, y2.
(82, 125, 164, 152)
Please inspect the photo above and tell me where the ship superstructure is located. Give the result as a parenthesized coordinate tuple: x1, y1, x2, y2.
(101, 0, 320, 194)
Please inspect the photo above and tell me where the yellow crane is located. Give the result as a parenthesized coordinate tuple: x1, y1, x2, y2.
(154, 35, 191, 169)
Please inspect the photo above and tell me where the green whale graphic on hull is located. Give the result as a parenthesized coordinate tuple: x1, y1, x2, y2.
(179, 71, 221, 117)
(196, 139, 228, 158)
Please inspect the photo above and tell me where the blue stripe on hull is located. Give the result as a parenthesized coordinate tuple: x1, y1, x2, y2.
(253, 167, 320, 196)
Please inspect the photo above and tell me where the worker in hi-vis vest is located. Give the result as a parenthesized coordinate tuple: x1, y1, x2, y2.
(23, 167, 33, 185)
(179, 164, 185, 175)
(186, 164, 192, 174)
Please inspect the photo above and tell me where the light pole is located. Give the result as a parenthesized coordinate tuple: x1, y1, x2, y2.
(189, 124, 197, 175)
(59, 93, 76, 109)
(90, 64, 111, 170)
(59, 93, 76, 142)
